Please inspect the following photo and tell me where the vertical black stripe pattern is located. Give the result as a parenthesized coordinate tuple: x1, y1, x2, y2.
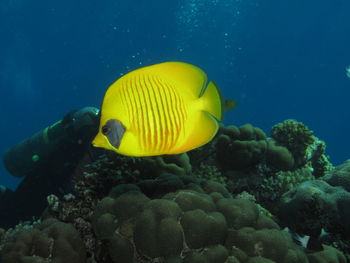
(141, 73, 157, 152)
(146, 75, 162, 152)
(137, 74, 151, 150)
(154, 76, 170, 152)
(122, 73, 188, 153)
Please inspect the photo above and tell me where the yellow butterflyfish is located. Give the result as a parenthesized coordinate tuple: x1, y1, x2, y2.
(93, 61, 227, 156)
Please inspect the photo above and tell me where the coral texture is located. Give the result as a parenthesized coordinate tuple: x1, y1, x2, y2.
(0, 218, 86, 263)
(0, 120, 346, 263)
(278, 180, 350, 238)
(90, 181, 310, 263)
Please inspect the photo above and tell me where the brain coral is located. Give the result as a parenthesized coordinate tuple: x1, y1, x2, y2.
(324, 159, 350, 192)
(1, 179, 347, 263)
(90, 181, 313, 263)
(0, 218, 86, 263)
(307, 245, 346, 263)
(278, 180, 350, 238)
(215, 124, 294, 171)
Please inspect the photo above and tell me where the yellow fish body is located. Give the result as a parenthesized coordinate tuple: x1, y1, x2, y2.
(93, 61, 223, 156)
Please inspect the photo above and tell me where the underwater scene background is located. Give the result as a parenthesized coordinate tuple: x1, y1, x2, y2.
(1, 0, 350, 262)
(1, 0, 350, 189)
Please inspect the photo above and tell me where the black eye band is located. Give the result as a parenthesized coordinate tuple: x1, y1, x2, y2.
(103, 119, 126, 149)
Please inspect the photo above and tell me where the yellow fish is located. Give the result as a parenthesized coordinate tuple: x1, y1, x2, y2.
(93, 61, 224, 156)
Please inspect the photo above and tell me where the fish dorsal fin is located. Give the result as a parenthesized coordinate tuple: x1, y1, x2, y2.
(134, 61, 208, 98)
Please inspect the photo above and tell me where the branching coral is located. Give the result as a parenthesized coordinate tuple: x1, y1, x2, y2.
(270, 119, 332, 177)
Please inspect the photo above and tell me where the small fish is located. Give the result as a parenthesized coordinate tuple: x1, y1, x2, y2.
(224, 98, 236, 111)
(93, 62, 229, 156)
(285, 227, 327, 252)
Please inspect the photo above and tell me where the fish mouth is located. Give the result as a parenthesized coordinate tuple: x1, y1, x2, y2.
(92, 134, 104, 148)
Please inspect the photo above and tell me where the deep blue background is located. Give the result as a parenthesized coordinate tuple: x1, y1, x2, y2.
(1, 0, 349, 190)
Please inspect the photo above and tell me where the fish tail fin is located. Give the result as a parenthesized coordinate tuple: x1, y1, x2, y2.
(200, 80, 223, 121)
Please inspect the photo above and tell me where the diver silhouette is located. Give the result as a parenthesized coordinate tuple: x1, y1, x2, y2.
(0, 107, 100, 229)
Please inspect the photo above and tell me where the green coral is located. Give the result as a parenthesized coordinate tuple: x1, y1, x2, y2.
(270, 119, 332, 177)
(215, 124, 294, 172)
(0, 219, 86, 263)
(265, 139, 295, 171)
(74, 151, 193, 201)
(145, 153, 192, 177)
(308, 245, 347, 263)
(270, 119, 314, 166)
(274, 168, 315, 192)
(324, 159, 350, 191)
(192, 163, 227, 185)
(278, 180, 350, 238)
(225, 228, 308, 262)
(258, 167, 315, 206)
(89, 181, 318, 263)
(0, 119, 343, 262)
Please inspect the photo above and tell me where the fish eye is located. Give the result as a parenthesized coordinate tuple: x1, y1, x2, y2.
(102, 125, 111, 135)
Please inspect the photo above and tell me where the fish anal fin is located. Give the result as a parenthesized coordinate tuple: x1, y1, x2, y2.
(174, 111, 218, 154)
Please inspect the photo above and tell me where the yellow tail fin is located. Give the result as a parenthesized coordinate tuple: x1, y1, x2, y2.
(200, 81, 223, 121)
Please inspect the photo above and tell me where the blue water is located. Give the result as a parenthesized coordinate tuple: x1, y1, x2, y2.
(1, 0, 349, 190)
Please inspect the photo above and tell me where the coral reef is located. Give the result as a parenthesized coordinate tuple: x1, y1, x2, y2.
(0, 119, 347, 262)
(215, 124, 271, 171)
(209, 124, 303, 208)
(203, 121, 333, 210)
(307, 245, 347, 263)
(73, 151, 193, 201)
(270, 119, 333, 177)
(278, 180, 350, 238)
(225, 227, 308, 262)
(258, 167, 315, 206)
(324, 159, 350, 191)
(215, 124, 294, 172)
(270, 120, 314, 167)
(90, 181, 308, 263)
(0, 218, 86, 263)
(1, 177, 347, 262)
(192, 163, 226, 185)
